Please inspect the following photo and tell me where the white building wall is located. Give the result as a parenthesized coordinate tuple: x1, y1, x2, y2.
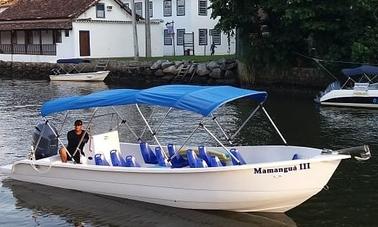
(56, 30, 75, 60)
(123, 0, 235, 56)
(73, 0, 164, 58)
(0, 54, 58, 62)
(78, 0, 130, 21)
(71, 21, 163, 58)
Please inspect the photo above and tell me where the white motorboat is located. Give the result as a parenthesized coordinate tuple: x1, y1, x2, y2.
(49, 58, 109, 82)
(49, 70, 110, 82)
(317, 65, 378, 108)
(0, 85, 371, 212)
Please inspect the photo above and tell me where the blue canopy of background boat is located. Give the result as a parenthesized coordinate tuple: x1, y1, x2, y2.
(342, 65, 378, 77)
(41, 85, 267, 117)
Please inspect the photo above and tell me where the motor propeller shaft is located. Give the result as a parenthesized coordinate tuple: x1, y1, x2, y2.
(322, 145, 371, 161)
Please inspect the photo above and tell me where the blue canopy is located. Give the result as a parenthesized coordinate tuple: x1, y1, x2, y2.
(41, 85, 267, 117)
(342, 65, 378, 77)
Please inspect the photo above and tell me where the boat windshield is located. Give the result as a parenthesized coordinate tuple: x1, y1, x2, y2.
(341, 65, 378, 86)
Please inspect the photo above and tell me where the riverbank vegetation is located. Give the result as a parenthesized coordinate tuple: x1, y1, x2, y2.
(210, 0, 378, 81)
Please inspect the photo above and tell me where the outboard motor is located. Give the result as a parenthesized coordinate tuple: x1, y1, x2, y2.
(32, 122, 58, 160)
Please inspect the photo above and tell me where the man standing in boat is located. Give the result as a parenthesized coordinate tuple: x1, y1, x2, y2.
(59, 120, 89, 163)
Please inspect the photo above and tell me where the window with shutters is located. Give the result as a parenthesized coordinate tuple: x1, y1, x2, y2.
(96, 3, 105, 18)
(210, 29, 221, 45)
(163, 0, 172, 17)
(177, 0, 185, 16)
(177, 29, 185, 45)
(198, 29, 207, 45)
(164, 29, 172, 45)
(198, 0, 207, 16)
(135, 2, 143, 17)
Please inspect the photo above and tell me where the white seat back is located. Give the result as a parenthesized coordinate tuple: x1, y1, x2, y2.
(83, 130, 121, 165)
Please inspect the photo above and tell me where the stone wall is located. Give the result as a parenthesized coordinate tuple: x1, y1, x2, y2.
(116, 58, 239, 86)
(0, 59, 330, 88)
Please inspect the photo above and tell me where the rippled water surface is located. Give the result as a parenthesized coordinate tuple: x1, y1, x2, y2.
(0, 80, 377, 226)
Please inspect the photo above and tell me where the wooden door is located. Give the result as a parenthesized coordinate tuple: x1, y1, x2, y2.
(79, 31, 90, 56)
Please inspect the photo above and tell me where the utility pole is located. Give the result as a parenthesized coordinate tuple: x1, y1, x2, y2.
(145, 0, 151, 57)
(131, 0, 139, 60)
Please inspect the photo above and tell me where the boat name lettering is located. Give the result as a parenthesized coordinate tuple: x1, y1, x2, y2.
(254, 163, 310, 174)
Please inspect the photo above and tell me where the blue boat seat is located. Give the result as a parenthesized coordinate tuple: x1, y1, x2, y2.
(209, 155, 223, 167)
(199, 146, 223, 167)
(139, 142, 158, 164)
(167, 144, 188, 168)
(230, 148, 247, 165)
(155, 147, 171, 167)
(186, 149, 208, 168)
(94, 153, 110, 166)
(198, 146, 211, 166)
(292, 154, 300, 160)
(125, 155, 141, 167)
(110, 149, 127, 167)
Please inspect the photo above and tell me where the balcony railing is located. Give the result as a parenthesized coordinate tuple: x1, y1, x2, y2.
(0, 44, 56, 55)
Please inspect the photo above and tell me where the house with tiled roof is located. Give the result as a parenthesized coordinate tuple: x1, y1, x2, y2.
(0, 0, 164, 62)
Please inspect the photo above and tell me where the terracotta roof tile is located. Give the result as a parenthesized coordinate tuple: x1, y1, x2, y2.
(0, 19, 72, 30)
(0, 0, 139, 30)
(0, 0, 99, 20)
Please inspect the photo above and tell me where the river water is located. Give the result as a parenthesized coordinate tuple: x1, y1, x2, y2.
(0, 80, 377, 227)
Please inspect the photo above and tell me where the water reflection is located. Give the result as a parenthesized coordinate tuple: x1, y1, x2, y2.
(2, 179, 296, 227)
(1, 81, 378, 226)
(319, 107, 378, 149)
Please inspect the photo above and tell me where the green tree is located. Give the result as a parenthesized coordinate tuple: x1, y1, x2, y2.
(210, 0, 378, 70)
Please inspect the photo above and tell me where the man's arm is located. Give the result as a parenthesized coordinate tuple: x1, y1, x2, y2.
(82, 131, 89, 144)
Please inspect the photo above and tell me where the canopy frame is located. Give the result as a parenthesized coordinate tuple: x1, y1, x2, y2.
(39, 85, 290, 166)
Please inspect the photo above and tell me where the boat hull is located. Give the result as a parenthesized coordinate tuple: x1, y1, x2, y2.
(2, 154, 347, 212)
(49, 71, 110, 82)
(320, 89, 378, 108)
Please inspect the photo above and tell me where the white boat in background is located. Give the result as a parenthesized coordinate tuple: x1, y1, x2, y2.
(317, 65, 378, 108)
(49, 70, 110, 82)
(0, 85, 371, 212)
(49, 58, 110, 82)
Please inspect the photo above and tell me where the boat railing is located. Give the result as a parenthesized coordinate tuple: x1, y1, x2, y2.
(51, 59, 92, 75)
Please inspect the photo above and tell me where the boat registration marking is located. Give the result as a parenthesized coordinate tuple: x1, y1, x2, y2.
(254, 163, 310, 174)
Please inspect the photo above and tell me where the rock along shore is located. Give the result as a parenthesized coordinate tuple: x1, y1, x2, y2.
(0, 59, 329, 88)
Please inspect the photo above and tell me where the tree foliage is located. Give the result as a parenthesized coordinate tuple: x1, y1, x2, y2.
(210, 0, 378, 69)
